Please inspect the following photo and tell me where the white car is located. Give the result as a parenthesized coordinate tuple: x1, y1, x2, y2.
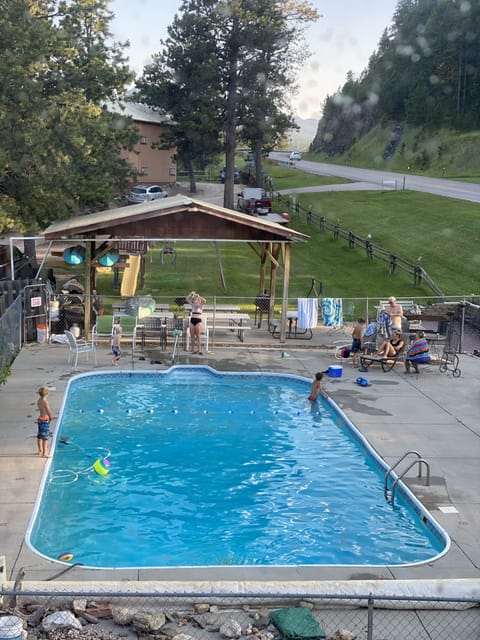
(127, 184, 168, 204)
(289, 151, 302, 161)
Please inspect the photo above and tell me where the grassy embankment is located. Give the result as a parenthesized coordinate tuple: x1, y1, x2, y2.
(303, 124, 480, 183)
(59, 159, 478, 307)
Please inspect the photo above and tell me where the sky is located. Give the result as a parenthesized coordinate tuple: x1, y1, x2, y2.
(109, 0, 399, 121)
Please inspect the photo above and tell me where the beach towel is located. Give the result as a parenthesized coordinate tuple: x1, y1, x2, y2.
(321, 298, 343, 328)
(297, 298, 318, 330)
(406, 338, 430, 361)
(364, 321, 377, 338)
(377, 309, 392, 338)
(270, 607, 326, 639)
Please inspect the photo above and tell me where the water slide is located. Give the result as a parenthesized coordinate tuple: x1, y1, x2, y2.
(120, 255, 141, 297)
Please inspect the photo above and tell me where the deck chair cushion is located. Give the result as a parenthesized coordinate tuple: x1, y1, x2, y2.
(270, 607, 326, 639)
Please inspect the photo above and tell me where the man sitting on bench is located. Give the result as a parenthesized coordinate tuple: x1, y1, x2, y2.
(405, 331, 431, 374)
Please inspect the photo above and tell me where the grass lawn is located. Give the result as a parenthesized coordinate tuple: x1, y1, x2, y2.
(57, 164, 479, 308)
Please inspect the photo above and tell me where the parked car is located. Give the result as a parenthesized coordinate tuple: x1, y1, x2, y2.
(220, 166, 240, 184)
(127, 184, 168, 204)
(289, 151, 302, 161)
(0, 241, 34, 280)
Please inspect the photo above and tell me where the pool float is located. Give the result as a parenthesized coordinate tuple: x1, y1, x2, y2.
(93, 457, 110, 475)
(57, 552, 74, 562)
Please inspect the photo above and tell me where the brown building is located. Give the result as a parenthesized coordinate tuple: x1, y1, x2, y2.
(111, 100, 176, 186)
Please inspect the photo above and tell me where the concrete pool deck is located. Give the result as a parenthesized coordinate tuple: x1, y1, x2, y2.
(1, 333, 479, 595)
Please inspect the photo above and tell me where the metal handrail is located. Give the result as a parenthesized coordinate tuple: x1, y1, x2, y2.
(384, 450, 423, 496)
(389, 459, 430, 506)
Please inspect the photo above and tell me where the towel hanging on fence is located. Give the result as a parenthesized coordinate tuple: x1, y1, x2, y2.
(297, 298, 318, 330)
(321, 298, 343, 328)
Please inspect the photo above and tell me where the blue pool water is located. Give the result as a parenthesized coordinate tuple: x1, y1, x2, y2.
(27, 367, 449, 569)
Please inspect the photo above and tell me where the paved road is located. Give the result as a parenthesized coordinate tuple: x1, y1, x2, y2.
(270, 152, 480, 203)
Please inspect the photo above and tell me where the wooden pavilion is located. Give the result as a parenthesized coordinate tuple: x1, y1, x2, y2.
(42, 195, 310, 342)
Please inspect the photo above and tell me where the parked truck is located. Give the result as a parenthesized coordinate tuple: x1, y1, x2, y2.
(236, 188, 272, 215)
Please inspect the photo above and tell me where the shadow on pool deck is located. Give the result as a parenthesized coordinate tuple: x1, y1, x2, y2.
(0, 337, 479, 591)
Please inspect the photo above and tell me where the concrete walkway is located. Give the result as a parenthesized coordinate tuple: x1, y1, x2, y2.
(1, 332, 479, 591)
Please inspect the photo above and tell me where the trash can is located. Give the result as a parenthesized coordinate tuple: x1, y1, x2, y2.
(36, 323, 48, 343)
(0, 615, 24, 640)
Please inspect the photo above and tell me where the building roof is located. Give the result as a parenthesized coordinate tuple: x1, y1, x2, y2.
(43, 195, 310, 244)
(108, 99, 173, 125)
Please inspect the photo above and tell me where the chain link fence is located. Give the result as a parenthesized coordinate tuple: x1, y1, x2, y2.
(2, 286, 478, 355)
(0, 589, 479, 640)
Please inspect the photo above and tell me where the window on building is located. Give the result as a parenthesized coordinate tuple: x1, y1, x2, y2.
(140, 136, 148, 145)
(140, 167, 149, 175)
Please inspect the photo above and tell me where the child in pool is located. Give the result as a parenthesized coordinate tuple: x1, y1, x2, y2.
(37, 386, 52, 458)
(309, 372, 328, 401)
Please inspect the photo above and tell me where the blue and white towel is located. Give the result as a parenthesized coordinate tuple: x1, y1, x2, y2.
(321, 298, 343, 328)
(297, 298, 318, 330)
(377, 309, 393, 337)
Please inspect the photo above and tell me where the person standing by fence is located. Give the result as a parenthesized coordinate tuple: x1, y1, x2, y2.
(386, 296, 403, 331)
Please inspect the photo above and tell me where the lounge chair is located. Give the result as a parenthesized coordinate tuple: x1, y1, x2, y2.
(359, 345, 405, 373)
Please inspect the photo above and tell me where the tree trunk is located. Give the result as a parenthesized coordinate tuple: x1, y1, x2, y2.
(23, 237, 38, 270)
(254, 143, 263, 188)
(223, 19, 239, 210)
(187, 156, 197, 193)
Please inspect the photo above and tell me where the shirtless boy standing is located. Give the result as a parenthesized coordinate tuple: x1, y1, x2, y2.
(36, 386, 52, 458)
(351, 318, 366, 367)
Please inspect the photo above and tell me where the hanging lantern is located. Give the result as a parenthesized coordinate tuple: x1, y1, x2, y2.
(98, 249, 120, 267)
(63, 245, 86, 265)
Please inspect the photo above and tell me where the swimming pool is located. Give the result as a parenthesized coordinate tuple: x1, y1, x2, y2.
(27, 367, 449, 569)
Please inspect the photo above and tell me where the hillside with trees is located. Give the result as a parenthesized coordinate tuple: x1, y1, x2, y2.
(310, 0, 480, 162)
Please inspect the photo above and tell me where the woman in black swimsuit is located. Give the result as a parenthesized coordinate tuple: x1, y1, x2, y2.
(375, 331, 404, 358)
(186, 290, 206, 354)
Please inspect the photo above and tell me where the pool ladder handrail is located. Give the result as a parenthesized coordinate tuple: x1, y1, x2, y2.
(384, 450, 430, 506)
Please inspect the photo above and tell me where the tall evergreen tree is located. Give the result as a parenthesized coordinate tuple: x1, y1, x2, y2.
(135, 0, 317, 208)
(0, 0, 136, 243)
(135, 7, 223, 194)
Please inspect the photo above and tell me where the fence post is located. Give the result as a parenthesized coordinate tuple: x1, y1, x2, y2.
(320, 216, 326, 231)
(390, 253, 397, 275)
(333, 223, 339, 239)
(366, 593, 374, 640)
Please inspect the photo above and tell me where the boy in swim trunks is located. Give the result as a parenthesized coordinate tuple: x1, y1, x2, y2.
(111, 323, 122, 365)
(37, 386, 52, 458)
(351, 318, 366, 368)
(308, 372, 328, 401)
